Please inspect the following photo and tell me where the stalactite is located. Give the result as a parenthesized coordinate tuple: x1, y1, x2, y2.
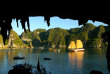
(1, 27, 7, 44)
(83, 20, 88, 26)
(19, 16, 30, 33)
(78, 20, 83, 25)
(44, 16, 50, 27)
(16, 18, 19, 27)
(20, 18, 27, 33)
(5, 17, 12, 31)
(27, 16, 30, 31)
(92, 20, 95, 23)
(0, 17, 12, 44)
(78, 18, 88, 26)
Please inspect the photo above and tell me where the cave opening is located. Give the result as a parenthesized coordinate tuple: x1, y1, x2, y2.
(0, 16, 110, 74)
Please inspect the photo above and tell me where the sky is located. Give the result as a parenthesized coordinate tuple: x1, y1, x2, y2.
(11, 16, 108, 35)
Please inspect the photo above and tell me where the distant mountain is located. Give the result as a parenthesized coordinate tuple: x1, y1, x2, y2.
(68, 28, 80, 34)
(19, 23, 109, 48)
(9, 29, 25, 46)
(21, 29, 47, 47)
(85, 25, 106, 48)
(0, 29, 27, 48)
(32, 29, 47, 47)
(79, 23, 96, 32)
(46, 28, 69, 47)
(21, 30, 33, 41)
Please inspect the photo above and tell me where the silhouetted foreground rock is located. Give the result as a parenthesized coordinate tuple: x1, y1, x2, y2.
(8, 63, 32, 74)
(8, 69, 32, 74)
(90, 70, 103, 74)
(8, 58, 48, 74)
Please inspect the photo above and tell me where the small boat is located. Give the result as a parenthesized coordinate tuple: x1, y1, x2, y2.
(44, 58, 51, 60)
(53, 49, 57, 52)
(41, 46, 44, 50)
(57, 49, 60, 52)
(68, 40, 85, 52)
(13, 56, 25, 60)
(39, 46, 44, 50)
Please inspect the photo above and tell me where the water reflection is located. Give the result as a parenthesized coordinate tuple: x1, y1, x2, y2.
(68, 52, 84, 68)
(0, 48, 109, 74)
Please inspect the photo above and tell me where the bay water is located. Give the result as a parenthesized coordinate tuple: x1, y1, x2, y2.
(0, 48, 109, 74)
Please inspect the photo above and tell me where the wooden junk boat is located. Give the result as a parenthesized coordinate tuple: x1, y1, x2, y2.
(68, 40, 85, 52)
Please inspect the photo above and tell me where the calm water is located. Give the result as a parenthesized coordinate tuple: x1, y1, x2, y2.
(0, 48, 109, 74)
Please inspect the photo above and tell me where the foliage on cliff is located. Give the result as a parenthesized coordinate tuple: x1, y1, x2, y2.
(0, 35, 3, 45)
(86, 25, 106, 47)
(68, 28, 80, 34)
(9, 29, 25, 46)
(20, 23, 107, 48)
(21, 30, 33, 39)
(21, 29, 47, 47)
(0, 29, 3, 45)
(66, 31, 88, 46)
(46, 28, 69, 46)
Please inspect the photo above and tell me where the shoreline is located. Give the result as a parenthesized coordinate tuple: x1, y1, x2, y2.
(0, 46, 33, 49)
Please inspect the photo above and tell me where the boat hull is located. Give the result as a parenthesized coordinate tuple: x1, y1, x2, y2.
(68, 49, 84, 52)
(13, 56, 25, 60)
(73, 49, 84, 52)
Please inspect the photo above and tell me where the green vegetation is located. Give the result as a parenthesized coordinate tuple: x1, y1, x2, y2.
(0, 35, 3, 44)
(65, 31, 88, 46)
(21, 29, 47, 47)
(20, 24, 108, 48)
(0, 29, 26, 47)
(10, 30, 25, 46)
(79, 23, 96, 32)
(21, 30, 33, 39)
(0, 23, 108, 48)
(68, 28, 80, 34)
(46, 28, 69, 47)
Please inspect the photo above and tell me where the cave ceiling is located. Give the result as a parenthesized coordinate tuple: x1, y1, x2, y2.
(0, 4, 110, 44)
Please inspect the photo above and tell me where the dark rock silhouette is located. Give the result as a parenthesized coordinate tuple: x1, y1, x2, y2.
(90, 70, 103, 74)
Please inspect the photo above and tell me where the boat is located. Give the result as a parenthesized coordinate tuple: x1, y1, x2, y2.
(57, 49, 60, 52)
(39, 46, 44, 50)
(44, 58, 51, 60)
(68, 40, 84, 52)
(68, 41, 76, 50)
(53, 49, 57, 52)
(13, 56, 25, 60)
(74, 40, 84, 52)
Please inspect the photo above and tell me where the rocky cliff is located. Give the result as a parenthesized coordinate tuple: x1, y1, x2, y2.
(21, 29, 47, 47)
(0, 29, 29, 48)
(0, 23, 107, 48)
